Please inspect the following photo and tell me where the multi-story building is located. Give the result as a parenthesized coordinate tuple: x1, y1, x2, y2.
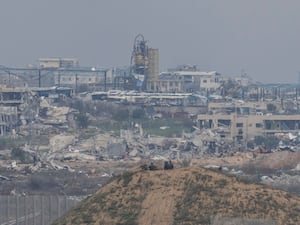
(173, 70, 221, 92)
(197, 113, 300, 142)
(0, 106, 18, 136)
(0, 87, 32, 136)
(38, 58, 79, 69)
(53, 68, 112, 91)
(149, 64, 222, 93)
(207, 101, 271, 115)
(149, 74, 184, 93)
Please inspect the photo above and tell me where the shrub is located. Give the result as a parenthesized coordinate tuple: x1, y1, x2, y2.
(132, 108, 145, 119)
(11, 147, 26, 162)
(75, 112, 90, 128)
(112, 109, 129, 121)
(122, 171, 134, 187)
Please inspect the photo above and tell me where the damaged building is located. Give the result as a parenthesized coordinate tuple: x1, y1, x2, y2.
(0, 106, 18, 136)
(197, 112, 300, 142)
(0, 87, 32, 136)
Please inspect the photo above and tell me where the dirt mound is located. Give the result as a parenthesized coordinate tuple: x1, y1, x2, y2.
(52, 166, 300, 225)
(195, 151, 300, 170)
(254, 151, 300, 170)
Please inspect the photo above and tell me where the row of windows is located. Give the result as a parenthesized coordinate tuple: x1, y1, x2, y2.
(61, 77, 94, 82)
(236, 123, 263, 128)
(160, 81, 180, 87)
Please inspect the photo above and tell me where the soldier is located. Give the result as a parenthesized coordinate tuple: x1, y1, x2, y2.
(149, 162, 157, 170)
(164, 160, 174, 170)
(169, 160, 174, 169)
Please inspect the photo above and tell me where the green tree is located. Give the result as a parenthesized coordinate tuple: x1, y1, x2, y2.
(76, 112, 90, 128)
(112, 109, 129, 121)
(132, 108, 145, 119)
(11, 147, 26, 162)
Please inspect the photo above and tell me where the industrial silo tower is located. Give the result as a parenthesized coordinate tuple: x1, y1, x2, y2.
(130, 34, 159, 91)
(147, 48, 159, 91)
(130, 34, 148, 89)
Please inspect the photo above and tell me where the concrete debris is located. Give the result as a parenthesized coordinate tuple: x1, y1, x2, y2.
(129, 149, 138, 157)
(0, 175, 9, 181)
(228, 168, 243, 175)
(7, 161, 17, 170)
(294, 163, 300, 171)
(204, 165, 221, 170)
(61, 152, 96, 161)
(100, 172, 111, 177)
(4, 91, 300, 182)
(50, 135, 76, 152)
(260, 173, 300, 191)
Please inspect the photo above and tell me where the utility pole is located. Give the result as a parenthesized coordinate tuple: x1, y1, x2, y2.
(8, 71, 11, 87)
(75, 73, 78, 94)
(104, 70, 107, 91)
(16, 196, 19, 225)
(58, 72, 61, 87)
(38, 69, 41, 87)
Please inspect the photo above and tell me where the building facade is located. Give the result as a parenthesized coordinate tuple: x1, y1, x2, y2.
(150, 66, 222, 93)
(197, 113, 300, 142)
(38, 58, 79, 69)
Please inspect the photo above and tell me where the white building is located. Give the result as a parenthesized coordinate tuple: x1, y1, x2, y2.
(38, 58, 79, 68)
(174, 71, 221, 91)
(53, 68, 113, 90)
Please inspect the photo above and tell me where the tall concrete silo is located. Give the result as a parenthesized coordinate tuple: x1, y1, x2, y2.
(129, 34, 159, 91)
(147, 48, 159, 82)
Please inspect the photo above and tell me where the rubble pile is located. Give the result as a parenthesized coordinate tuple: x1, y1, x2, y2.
(261, 173, 300, 193)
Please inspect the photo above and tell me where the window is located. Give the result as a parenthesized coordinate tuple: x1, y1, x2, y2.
(203, 80, 207, 83)
(236, 123, 243, 128)
(256, 123, 263, 128)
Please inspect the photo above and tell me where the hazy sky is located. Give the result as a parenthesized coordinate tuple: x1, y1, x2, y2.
(1, 0, 300, 83)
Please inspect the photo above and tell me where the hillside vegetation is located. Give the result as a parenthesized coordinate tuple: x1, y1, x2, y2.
(52, 166, 300, 225)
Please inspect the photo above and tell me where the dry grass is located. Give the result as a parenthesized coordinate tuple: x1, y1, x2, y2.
(52, 166, 300, 225)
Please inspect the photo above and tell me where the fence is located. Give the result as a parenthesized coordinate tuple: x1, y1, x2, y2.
(0, 195, 82, 225)
(211, 216, 277, 225)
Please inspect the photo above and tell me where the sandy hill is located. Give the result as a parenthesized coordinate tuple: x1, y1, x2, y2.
(52, 166, 300, 225)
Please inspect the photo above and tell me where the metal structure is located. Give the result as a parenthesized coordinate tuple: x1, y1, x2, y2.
(129, 34, 149, 90)
(0, 66, 109, 92)
(0, 195, 81, 225)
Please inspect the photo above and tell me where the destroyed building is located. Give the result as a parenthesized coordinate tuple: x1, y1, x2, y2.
(0, 106, 18, 136)
(0, 87, 33, 136)
(197, 101, 300, 142)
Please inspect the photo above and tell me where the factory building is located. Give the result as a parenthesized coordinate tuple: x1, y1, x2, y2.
(53, 68, 112, 91)
(128, 35, 160, 91)
(128, 36, 221, 93)
(38, 58, 79, 69)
